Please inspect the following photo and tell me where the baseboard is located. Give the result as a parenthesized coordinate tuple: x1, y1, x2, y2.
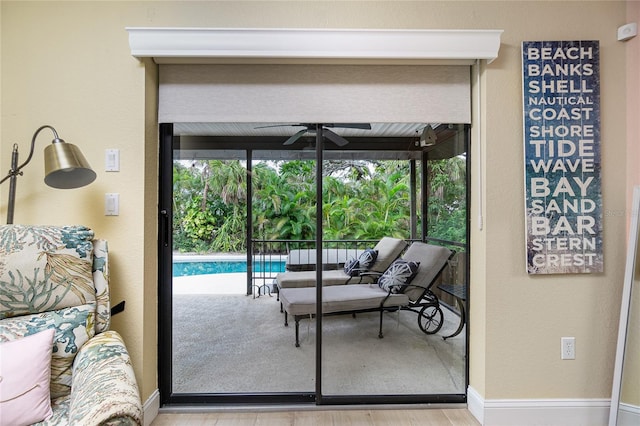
(617, 402, 640, 426)
(467, 386, 485, 423)
(143, 389, 160, 426)
(467, 386, 610, 426)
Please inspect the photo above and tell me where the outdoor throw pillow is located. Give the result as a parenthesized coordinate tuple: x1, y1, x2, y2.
(0, 328, 55, 426)
(343, 257, 360, 276)
(358, 248, 378, 270)
(378, 259, 420, 293)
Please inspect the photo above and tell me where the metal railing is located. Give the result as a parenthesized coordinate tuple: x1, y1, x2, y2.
(248, 237, 467, 297)
(249, 239, 378, 296)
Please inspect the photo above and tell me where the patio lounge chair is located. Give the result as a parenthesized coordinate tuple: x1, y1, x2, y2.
(278, 242, 454, 347)
(275, 237, 408, 291)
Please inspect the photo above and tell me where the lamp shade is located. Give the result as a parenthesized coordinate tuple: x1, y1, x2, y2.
(44, 141, 97, 189)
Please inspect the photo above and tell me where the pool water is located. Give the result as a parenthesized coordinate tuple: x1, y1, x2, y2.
(173, 260, 286, 277)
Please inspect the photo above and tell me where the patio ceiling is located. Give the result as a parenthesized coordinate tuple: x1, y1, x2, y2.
(172, 122, 466, 161)
(173, 122, 425, 137)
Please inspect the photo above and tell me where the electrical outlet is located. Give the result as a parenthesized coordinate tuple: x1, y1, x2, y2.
(561, 337, 575, 360)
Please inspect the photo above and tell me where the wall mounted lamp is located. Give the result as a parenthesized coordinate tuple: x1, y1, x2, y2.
(0, 125, 96, 224)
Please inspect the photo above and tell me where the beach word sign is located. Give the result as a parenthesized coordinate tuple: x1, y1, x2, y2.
(522, 40, 603, 274)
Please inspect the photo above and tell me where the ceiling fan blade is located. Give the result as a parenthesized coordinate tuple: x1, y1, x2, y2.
(323, 128, 349, 147)
(283, 129, 307, 145)
(255, 123, 303, 129)
(324, 123, 372, 130)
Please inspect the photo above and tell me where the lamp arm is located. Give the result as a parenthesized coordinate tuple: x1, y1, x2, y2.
(0, 125, 59, 186)
(1, 125, 60, 224)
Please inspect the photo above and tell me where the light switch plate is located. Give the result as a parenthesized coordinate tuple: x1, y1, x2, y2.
(105, 149, 120, 172)
(105, 193, 119, 216)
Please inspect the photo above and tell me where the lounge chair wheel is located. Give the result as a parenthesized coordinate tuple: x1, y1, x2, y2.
(418, 304, 444, 334)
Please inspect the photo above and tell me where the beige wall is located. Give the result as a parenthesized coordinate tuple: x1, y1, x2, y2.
(482, 2, 626, 400)
(0, 0, 630, 404)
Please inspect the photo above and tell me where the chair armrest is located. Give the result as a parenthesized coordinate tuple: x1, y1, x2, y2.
(69, 331, 143, 425)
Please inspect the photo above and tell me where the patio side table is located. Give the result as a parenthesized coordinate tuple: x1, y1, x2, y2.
(437, 283, 467, 340)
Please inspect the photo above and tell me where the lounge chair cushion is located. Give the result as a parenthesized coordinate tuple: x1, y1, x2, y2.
(369, 237, 407, 272)
(280, 284, 410, 317)
(378, 259, 420, 293)
(277, 269, 360, 288)
(276, 237, 407, 289)
(401, 243, 452, 301)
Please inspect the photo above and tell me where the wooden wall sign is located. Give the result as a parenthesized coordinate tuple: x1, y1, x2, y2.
(522, 40, 603, 274)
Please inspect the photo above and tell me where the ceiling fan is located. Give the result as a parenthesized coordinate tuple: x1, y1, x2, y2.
(256, 123, 371, 146)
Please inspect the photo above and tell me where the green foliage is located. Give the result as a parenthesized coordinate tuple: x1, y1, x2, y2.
(172, 156, 466, 253)
(426, 157, 467, 243)
(173, 160, 247, 253)
(182, 196, 233, 248)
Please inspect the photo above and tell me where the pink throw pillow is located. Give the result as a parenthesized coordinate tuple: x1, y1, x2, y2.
(0, 328, 55, 426)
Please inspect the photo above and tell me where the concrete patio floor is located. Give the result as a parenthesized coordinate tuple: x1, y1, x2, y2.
(170, 273, 466, 396)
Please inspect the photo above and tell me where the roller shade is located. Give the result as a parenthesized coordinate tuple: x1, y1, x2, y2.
(159, 64, 471, 124)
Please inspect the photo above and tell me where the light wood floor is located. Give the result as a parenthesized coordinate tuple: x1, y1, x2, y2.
(151, 408, 480, 425)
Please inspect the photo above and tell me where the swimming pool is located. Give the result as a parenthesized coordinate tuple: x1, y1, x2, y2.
(173, 259, 287, 277)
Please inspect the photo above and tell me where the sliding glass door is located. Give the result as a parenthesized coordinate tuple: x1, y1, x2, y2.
(158, 122, 469, 406)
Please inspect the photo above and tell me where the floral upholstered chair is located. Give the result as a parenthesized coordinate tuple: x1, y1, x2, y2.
(0, 225, 142, 425)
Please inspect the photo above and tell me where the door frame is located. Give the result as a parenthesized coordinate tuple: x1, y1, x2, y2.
(158, 122, 470, 406)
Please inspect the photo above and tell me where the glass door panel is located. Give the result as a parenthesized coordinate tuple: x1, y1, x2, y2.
(320, 124, 468, 399)
(170, 141, 315, 395)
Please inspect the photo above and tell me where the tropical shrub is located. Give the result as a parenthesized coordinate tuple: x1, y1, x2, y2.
(172, 157, 466, 253)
